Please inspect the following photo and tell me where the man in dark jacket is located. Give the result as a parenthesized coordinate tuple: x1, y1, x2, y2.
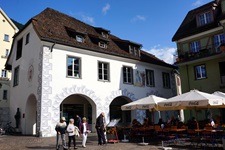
(95, 112, 106, 145)
(55, 117, 67, 150)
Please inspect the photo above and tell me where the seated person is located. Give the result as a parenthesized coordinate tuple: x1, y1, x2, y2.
(158, 118, 165, 128)
(132, 119, 142, 128)
(142, 118, 149, 127)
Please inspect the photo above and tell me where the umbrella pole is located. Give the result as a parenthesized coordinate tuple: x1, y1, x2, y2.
(195, 108, 199, 129)
(151, 109, 154, 124)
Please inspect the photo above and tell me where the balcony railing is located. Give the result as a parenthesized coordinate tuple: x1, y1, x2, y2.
(175, 45, 224, 63)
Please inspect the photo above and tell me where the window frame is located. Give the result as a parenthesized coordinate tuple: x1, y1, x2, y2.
(3, 90, 7, 100)
(76, 35, 84, 43)
(3, 34, 9, 42)
(25, 33, 30, 45)
(145, 69, 155, 87)
(99, 41, 107, 48)
(98, 61, 110, 82)
(66, 56, 81, 78)
(13, 66, 19, 87)
(198, 11, 212, 26)
(194, 64, 207, 80)
(5, 49, 9, 57)
(16, 38, 23, 60)
(162, 72, 171, 89)
(190, 41, 200, 53)
(123, 66, 133, 84)
(1, 69, 7, 78)
(214, 33, 225, 50)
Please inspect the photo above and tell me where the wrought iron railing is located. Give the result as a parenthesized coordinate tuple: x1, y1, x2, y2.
(175, 44, 224, 63)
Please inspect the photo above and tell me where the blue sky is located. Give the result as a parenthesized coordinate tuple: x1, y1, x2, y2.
(0, 0, 212, 64)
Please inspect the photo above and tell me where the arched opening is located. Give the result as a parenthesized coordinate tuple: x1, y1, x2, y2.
(60, 94, 96, 131)
(25, 94, 37, 135)
(109, 96, 132, 124)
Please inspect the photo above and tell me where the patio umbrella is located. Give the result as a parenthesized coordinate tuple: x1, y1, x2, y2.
(212, 91, 225, 98)
(158, 90, 224, 129)
(121, 95, 167, 111)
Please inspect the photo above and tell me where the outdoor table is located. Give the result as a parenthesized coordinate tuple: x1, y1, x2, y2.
(169, 128, 187, 141)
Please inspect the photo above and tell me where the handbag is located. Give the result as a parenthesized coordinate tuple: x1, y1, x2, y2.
(74, 127, 80, 137)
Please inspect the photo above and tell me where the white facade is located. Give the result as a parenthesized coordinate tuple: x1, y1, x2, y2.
(8, 12, 178, 137)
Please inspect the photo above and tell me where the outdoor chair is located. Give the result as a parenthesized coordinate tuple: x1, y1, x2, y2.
(201, 130, 217, 150)
(187, 129, 200, 147)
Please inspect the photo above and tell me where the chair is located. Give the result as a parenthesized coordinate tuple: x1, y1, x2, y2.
(201, 130, 217, 150)
(187, 129, 200, 147)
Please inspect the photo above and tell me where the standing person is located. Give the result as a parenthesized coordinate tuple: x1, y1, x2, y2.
(76, 115, 82, 128)
(55, 117, 67, 150)
(95, 112, 106, 145)
(66, 118, 78, 149)
(79, 117, 90, 148)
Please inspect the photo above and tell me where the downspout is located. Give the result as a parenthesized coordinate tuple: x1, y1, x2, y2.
(50, 42, 56, 52)
(186, 65, 191, 90)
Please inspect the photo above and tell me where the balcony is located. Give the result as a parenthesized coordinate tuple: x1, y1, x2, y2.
(175, 45, 225, 64)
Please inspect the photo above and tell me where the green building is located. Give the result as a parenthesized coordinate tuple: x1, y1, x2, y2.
(172, 0, 225, 124)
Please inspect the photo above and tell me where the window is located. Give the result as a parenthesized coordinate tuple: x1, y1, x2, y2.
(146, 69, 155, 87)
(1, 69, 7, 78)
(5, 49, 9, 57)
(102, 32, 108, 38)
(134, 47, 139, 56)
(99, 41, 107, 48)
(214, 34, 225, 49)
(129, 46, 134, 54)
(76, 35, 84, 43)
(162, 72, 170, 88)
(123, 66, 133, 84)
(98, 61, 109, 81)
(194, 65, 206, 80)
(25, 33, 30, 44)
(16, 38, 23, 60)
(67, 56, 81, 78)
(198, 11, 212, 26)
(13, 66, 19, 86)
(3, 90, 7, 100)
(219, 61, 225, 84)
(3, 34, 9, 42)
(190, 41, 200, 53)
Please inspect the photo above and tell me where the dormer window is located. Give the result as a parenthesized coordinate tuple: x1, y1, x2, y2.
(76, 35, 84, 43)
(99, 41, 107, 48)
(102, 32, 108, 38)
(129, 45, 140, 56)
(198, 11, 212, 26)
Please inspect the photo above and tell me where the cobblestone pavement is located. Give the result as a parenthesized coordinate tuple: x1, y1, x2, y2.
(0, 133, 224, 150)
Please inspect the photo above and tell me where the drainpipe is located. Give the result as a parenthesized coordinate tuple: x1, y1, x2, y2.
(186, 65, 191, 90)
(50, 42, 56, 52)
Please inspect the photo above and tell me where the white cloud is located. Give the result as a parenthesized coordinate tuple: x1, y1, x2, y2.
(102, 3, 110, 15)
(192, 0, 204, 7)
(81, 15, 95, 24)
(143, 46, 177, 64)
(132, 15, 146, 22)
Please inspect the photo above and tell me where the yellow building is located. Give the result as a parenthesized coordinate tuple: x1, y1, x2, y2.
(0, 8, 19, 125)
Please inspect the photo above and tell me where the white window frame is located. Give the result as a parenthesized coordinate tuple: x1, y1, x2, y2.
(5, 49, 9, 57)
(195, 65, 207, 80)
(76, 35, 84, 43)
(1, 69, 7, 78)
(199, 11, 211, 26)
(67, 56, 81, 78)
(123, 66, 133, 84)
(190, 41, 200, 53)
(98, 61, 110, 81)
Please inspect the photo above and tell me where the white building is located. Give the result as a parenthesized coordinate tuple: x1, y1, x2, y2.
(6, 8, 179, 137)
(0, 8, 19, 126)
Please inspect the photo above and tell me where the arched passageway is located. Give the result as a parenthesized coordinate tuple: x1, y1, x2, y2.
(60, 94, 96, 131)
(25, 94, 37, 135)
(110, 96, 132, 124)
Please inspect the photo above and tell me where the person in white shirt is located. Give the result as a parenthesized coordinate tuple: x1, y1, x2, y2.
(79, 117, 90, 148)
(67, 118, 78, 149)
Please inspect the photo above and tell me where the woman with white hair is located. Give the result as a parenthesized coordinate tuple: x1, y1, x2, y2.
(67, 118, 78, 149)
(79, 117, 90, 148)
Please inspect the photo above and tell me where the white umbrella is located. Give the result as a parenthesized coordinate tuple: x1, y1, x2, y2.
(158, 90, 224, 110)
(212, 91, 225, 98)
(158, 90, 224, 129)
(121, 95, 167, 111)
